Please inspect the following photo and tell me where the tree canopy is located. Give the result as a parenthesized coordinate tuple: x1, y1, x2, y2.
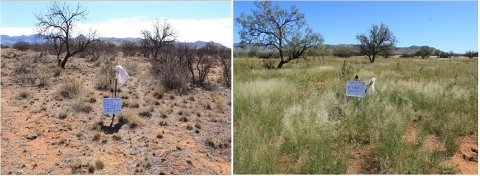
(235, 1, 324, 68)
(356, 23, 397, 63)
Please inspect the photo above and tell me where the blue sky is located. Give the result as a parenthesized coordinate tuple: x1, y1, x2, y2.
(1, 1, 232, 47)
(234, 1, 478, 53)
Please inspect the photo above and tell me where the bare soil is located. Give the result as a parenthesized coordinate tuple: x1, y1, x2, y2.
(1, 48, 231, 174)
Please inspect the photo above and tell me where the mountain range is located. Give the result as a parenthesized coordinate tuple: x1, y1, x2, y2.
(233, 43, 433, 55)
(1, 35, 227, 48)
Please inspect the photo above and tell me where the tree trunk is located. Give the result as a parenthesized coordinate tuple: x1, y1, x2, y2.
(60, 55, 70, 69)
(276, 59, 287, 69)
(369, 55, 375, 63)
(57, 55, 62, 67)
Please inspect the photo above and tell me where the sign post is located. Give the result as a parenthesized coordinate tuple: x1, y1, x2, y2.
(346, 81, 366, 98)
(102, 98, 122, 114)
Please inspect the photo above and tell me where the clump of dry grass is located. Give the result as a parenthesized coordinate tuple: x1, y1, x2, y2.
(138, 105, 154, 117)
(18, 88, 31, 99)
(186, 123, 193, 130)
(53, 66, 62, 77)
(201, 99, 212, 110)
(93, 132, 101, 141)
(73, 98, 93, 113)
(58, 111, 68, 120)
(159, 119, 168, 126)
(92, 119, 103, 131)
(188, 94, 195, 101)
(112, 134, 121, 141)
(59, 77, 81, 99)
(153, 85, 165, 99)
(51, 138, 66, 145)
(124, 111, 139, 129)
(95, 75, 111, 91)
(145, 95, 156, 105)
(179, 115, 188, 122)
(214, 95, 224, 111)
(96, 160, 104, 170)
(195, 122, 202, 129)
(131, 99, 140, 108)
(36, 70, 50, 88)
(205, 136, 217, 148)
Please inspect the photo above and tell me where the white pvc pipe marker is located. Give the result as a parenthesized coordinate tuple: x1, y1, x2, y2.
(115, 65, 129, 87)
(366, 78, 376, 92)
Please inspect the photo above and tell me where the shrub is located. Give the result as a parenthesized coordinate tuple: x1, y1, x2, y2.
(73, 98, 93, 113)
(13, 41, 30, 51)
(159, 120, 168, 126)
(59, 78, 81, 99)
(153, 85, 165, 99)
(138, 105, 154, 117)
(18, 89, 31, 99)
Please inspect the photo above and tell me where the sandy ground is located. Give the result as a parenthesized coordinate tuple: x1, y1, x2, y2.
(1, 48, 231, 174)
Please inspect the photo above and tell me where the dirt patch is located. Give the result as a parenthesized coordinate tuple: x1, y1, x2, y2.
(1, 48, 231, 174)
(448, 135, 478, 174)
(346, 143, 377, 174)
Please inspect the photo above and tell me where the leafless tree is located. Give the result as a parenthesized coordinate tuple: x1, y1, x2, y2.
(195, 43, 216, 86)
(34, 2, 98, 69)
(121, 40, 138, 57)
(219, 46, 231, 87)
(141, 20, 177, 60)
(179, 42, 198, 85)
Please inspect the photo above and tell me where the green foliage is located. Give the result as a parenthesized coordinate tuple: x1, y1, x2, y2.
(236, 1, 324, 68)
(464, 50, 477, 59)
(356, 23, 397, 63)
(416, 46, 433, 59)
(333, 45, 354, 58)
(234, 56, 476, 174)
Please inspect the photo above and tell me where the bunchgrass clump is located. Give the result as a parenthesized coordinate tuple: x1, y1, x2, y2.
(138, 105, 154, 117)
(233, 56, 477, 174)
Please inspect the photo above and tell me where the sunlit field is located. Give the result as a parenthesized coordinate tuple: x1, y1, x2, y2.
(233, 56, 477, 174)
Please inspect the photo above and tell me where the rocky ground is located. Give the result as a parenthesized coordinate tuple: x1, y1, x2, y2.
(1, 48, 231, 174)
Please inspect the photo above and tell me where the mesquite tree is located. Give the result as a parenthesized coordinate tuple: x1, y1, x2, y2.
(35, 2, 98, 69)
(141, 20, 177, 60)
(235, 1, 324, 68)
(356, 23, 397, 63)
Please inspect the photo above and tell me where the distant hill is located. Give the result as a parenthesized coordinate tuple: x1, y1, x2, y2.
(1, 35, 228, 49)
(233, 42, 435, 55)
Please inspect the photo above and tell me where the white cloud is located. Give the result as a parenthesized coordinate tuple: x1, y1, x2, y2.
(1, 16, 233, 47)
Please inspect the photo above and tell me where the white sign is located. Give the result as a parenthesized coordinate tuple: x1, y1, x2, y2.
(103, 98, 122, 114)
(346, 81, 366, 97)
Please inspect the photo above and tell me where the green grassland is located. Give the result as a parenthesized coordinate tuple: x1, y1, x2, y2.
(233, 56, 477, 174)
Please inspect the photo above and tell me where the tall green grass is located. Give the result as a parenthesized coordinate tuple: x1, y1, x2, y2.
(234, 56, 477, 174)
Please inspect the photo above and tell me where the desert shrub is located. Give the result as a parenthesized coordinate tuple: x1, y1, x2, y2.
(15, 56, 32, 74)
(112, 134, 121, 141)
(205, 136, 217, 148)
(95, 74, 111, 91)
(36, 70, 50, 87)
(333, 45, 354, 58)
(151, 43, 189, 92)
(13, 41, 30, 51)
(58, 112, 68, 120)
(53, 66, 63, 77)
(138, 105, 154, 117)
(18, 89, 31, 99)
(59, 77, 81, 99)
(158, 119, 168, 126)
(73, 98, 93, 113)
(122, 60, 138, 76)
(153, 85, 165, 99)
